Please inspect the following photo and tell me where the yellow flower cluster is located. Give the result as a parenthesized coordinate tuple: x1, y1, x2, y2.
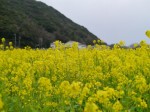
(0, 95, 3, 110)
(0, 41, 150, 111)
(38, 77, 52, 91)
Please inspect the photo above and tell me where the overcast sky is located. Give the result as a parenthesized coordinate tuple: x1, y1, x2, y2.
(37, 0, 150, 45)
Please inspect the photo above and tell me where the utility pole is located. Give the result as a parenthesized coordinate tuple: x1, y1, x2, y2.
(14, 34, 17, 48)
(19, 36, 21, 48)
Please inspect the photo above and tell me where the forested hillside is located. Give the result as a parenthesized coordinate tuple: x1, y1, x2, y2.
(0, 0, 99, 47)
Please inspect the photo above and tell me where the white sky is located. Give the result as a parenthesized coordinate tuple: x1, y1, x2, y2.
(37, 0, 150, 45)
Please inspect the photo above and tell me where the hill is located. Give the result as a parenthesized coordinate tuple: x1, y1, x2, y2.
(0, 0, 99, 48)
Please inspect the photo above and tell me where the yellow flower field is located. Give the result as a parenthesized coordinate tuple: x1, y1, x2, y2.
(0, 40, 150, 112)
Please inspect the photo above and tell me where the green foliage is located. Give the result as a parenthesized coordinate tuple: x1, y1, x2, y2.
(0, 0, 98, 48)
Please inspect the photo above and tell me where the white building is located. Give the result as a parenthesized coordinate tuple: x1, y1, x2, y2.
(50, 42, 55, 48)
(50, 41, 86, 48)
(65, 41, 86, 48)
